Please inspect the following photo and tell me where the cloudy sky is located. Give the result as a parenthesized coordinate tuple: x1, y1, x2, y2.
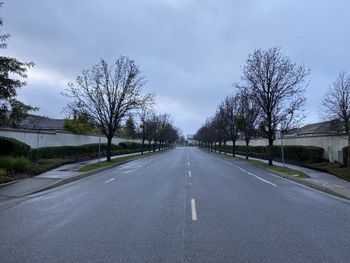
(2, 0, 350, 135)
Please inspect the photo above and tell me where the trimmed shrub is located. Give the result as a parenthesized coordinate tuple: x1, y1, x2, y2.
(0, 168, 7, 177)
(0, 156, 15, 171)
(0, 137, 31, 157)
(0, 156, 29, 173)
(279, 145, 323, 163)
(0, 168, 12, 184)
(28, 143, 123, 160)
(119, 142, 144, 149)
(27, 142, 149, 160)
(12, 157, 29, 173)
(344, 147, 349, 166)
(220, 144, 324, 163)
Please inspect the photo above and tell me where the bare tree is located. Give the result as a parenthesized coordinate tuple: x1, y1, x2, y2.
(64, 56, 153, 161)
(157, 113, 172, 151)
(145, 112, 160, 152)
(220, 94, 240, 156)
(139, 111, 178, 152)
(136, 106, 153, 155)
(194, 120, 215, 150)
(322, 72, 350, 167)
(211, 110, 227, 154)
(240, 47, 309, 165)
(195, 118, 217, 151)
(236, 89, 260, 159)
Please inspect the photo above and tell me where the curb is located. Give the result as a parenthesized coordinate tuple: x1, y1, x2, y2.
(202, 148, 350, 201)
(271, 171, 350, 201)
(0, 179, 24, 189)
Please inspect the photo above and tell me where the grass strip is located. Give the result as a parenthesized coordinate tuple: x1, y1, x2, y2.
(234, 156, 310, 178)
(78, 154, 143, 172)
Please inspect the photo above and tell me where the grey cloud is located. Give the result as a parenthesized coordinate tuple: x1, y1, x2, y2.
(2, 0, 350, 134)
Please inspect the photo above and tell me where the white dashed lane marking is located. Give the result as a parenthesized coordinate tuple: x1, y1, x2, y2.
(191, 198, 198, 221)
(105, 178, 115, 183)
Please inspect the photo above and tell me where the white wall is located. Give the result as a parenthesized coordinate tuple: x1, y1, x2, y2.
(227, 135, 348, 163)
(0, 128, 139, 148)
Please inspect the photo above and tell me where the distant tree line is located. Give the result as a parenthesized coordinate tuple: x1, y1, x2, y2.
(135, 107, 180, 154)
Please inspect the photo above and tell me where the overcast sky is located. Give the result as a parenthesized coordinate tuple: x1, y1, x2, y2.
(2, 0, 350, 135)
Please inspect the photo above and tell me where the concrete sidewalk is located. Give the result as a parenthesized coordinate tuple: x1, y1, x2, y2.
(0, 150, 158, 199)
(213, 150, 350, 200)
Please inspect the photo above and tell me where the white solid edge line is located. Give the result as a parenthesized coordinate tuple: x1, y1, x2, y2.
(105, 178, 115, 183)
(218, 158, 277, 187)
(191, 198, 198, 221)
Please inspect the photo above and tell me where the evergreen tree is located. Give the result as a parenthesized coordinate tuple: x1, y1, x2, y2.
(0, 3, 36, 127)
(125, 115, 136, 139)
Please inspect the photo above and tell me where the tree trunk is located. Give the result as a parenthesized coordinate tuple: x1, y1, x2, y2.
(219, 141, 222, 154)
(153, 142, 156, 152)
(148, 141, 151, 153)
(268, 138, 273, 166)
(106, 136, 112, 162)
(347, 133, 350, 168)
(141, 140, 144, 155)
(232, 140, 236, 157)
(224, 141, 227, 155)
(158, 141, 161, 151)
(245, 139, 250, 160)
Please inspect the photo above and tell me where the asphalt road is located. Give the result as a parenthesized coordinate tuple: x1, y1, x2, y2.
(1, 147, 350, 263)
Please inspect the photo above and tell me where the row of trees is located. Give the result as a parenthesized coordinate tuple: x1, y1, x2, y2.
(1, 3, 179, 161)
(135, 108, 179, 154)
(196, 47, 309, 165)
(196, 47, 350, 167)
(194, 90, 260, 160)
(64, 56, 180, 161)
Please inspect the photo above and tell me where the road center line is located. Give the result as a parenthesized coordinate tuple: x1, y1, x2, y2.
(218, 158, 277, 187)
(191, 198, 198, 221)
(187, 161, 190, 166)
(105, 178, 115, 183)
(188, 171, 192, 177)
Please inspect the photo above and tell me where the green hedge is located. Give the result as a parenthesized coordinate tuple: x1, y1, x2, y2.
(28, 142, 149, 160)
(0, 136, 31, 157)
(28, 143, 123, 160)
(344, 147, 349, 166)
(0, 156, 29, 173)
(221, 144, 324, 163)
(119, 142, 147, 149)
(0, 137, 153, 160)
